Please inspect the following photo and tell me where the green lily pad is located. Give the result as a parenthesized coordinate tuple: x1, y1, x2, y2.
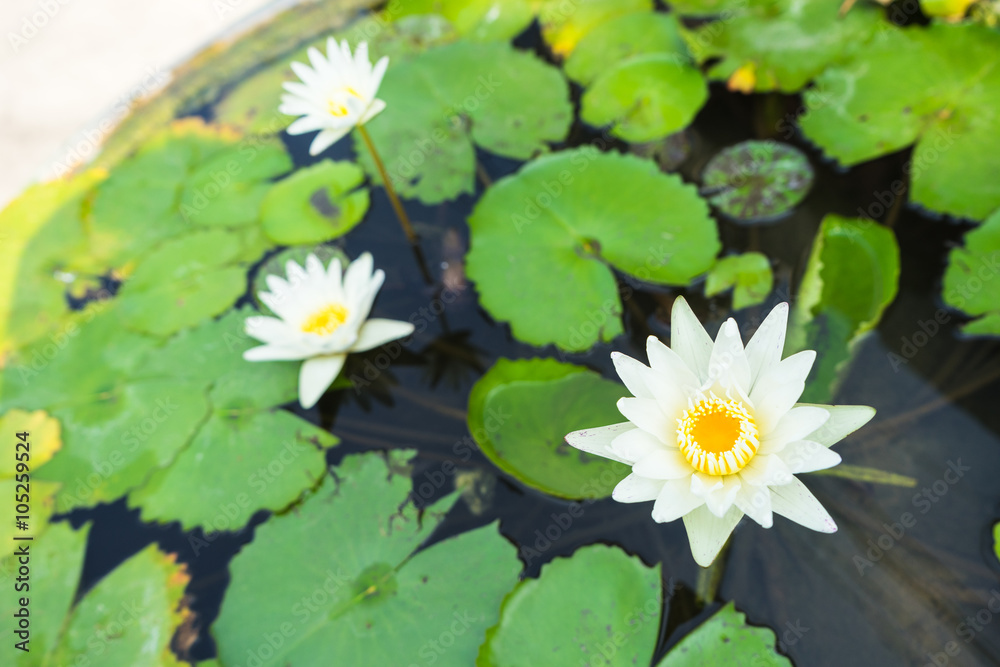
(537, 0, 652, 57)
(478, 544, 662, 666)
(565, 12, 688, 85)
(260, 161, 370, 244)
(702, 140, 814, 222)
(393, 0, 534, 41)
(705, 253, 774, 310)
(788, 215, 900, 403)
(213, 450, 521, 666)
(656, 601, 792, 667)
(800, 23, 1000, 220)
(994, 522, 999, 565)
(942, 208, 1000, 335)
(581, 54, 708, 143)
(466, 148, 719, 351)
(358, 41, 572, 204)
(468, 358, 630, 499)
(116, 228, 261, 337)
(0, 522, 89, 665)
(0, 170, 104, 357)
(679, 0, 882, 93)
(1, 524, 189, 666)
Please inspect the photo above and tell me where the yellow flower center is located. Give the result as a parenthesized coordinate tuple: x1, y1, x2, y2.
(301, 304, 349, 336)
(676, 395, 759, 476)
(327, 87, 363, 118)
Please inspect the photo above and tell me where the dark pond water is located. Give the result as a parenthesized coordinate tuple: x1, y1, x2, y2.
(61, 13, 1000, 667)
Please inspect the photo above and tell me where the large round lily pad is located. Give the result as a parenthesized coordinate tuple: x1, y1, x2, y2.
(466, 148, 719, 350)
(565, 12, 688, 85)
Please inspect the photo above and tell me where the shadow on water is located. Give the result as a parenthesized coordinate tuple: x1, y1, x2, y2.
(59, 13, 1000, 667)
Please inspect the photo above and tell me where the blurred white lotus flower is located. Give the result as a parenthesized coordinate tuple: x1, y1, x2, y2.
(244, 253, 413, 409)
(565, 298, 874, 567)
(279, 38, 389, 156)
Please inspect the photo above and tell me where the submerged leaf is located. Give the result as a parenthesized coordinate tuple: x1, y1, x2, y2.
(213, 451, 521, 666)
(466, 148, 719, 350)
(705, 253, 774, 310)
(701, 140, 814, 223)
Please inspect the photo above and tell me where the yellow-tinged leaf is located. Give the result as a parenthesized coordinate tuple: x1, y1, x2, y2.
(728, 62, 757, 93)
(0, 409, 62, 477)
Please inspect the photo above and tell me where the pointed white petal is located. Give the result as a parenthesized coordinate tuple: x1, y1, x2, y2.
(360, 98, 387, 124)
(244, 316, 293, 345)
(344, 252, 375, 302)
(298, 354, 347, 409)
(351, 318, 414, 352)
(611, 351, 656, 399)
(617, 397, 671, 442)
(243, 344, 310, 361)
(734, 484, 773, 528)
(744, 302, 788, 392)
(370, 56, 389, 92)
(264, 274, 292, 296)
(670, 296, 714, 382)
(610, 427, 664, 463)
(750, 350, 816, 433)
(796, 404, 876, 447)
(651, 478, 704, 523)
(759, 406, 829, 455)
(290, 60, 320, 87)
(779, 441, 842, 473)
(738, 453, 794, 487)
(683, 504, 744, 567)
(769, 477, 837, 533)
(646, 335, 700, 391)
(305, 254, 326, 280)
(287, 114, 329, 135)
(612, 473, 664, 503)
(690, 473, 741, 517)
(632, 448, 692, 480)
(309, 127, 350, 156)
(707, 318, 751, 394)
(566, 423, 634, 464)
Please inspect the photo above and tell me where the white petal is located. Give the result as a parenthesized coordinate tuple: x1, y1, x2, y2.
(670, 296, 714, 383)
(612, 474, 664, 503)
(769, 477, 837, 533)
(738, 453, 794, 487)
(290, 60, 320, 87)
(632, 448, 692, 480)
(610, 428, 664, 463)
(309, 127, 351, 155)
(265, 274, 292, 296)
(611, 352, 657, 399)
(734, 484, 773, 528)
(245, 316, 293, 345)
(779, 441, 842, 473)
(243, 344, 310, 362)
(351, 318, 414, 352)
(797, 404, 875, 447)
(617, 397, 671, 443)
(566, 423, 634, 464)
(298, 354, 347, 409)
(690, 473, 741, 517)
(750, 350, 816, 433)
(344, 252, 376, 302)
(360, 98, 387, 124)
(370, 56, 389, 91)
(744, 302, 788, 392)
(651, 478, 704, 523)
(707, 318, 751, 394)
(287, 114, 330, 135)
(646, 335, 700, 392)
(305, 254, 326, 280)
(759, 406, 829, 455)
(683, 504, 744, 567)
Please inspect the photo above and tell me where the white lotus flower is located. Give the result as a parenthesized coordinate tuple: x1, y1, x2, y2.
(279, 38, 389, 156)
(565, 298, 874, 567)
(243, 253, 414, 409)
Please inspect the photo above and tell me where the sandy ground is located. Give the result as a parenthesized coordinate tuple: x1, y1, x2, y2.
(0, 0, 278, 208)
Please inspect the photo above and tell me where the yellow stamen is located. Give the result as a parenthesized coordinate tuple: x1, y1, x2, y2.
(345, 86, 362, 98)
(677, 394, 759, 476)
(328, 100, 350, 118)
(301, 304, 349, 336)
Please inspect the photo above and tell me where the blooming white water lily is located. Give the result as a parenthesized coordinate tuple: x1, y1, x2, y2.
(279, 38, 389, 156)
(243, 253, 414, 409)
(565, 298, 875, 567)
